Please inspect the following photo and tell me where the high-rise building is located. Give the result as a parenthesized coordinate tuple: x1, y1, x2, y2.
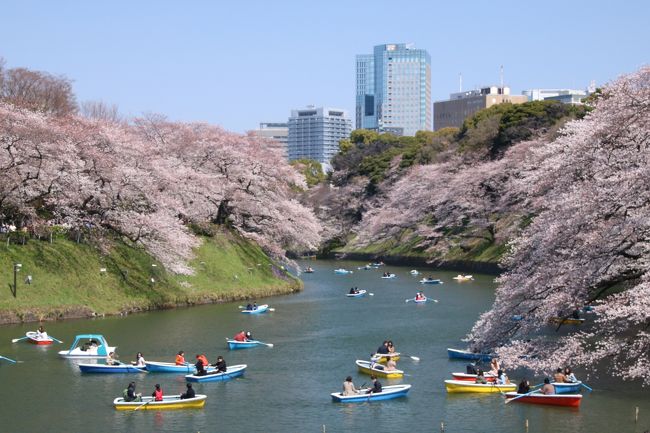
(433, 86, 528, 130)
(356, 43, 431, 136)
(252, 122, 288, 156)
(522, 88, 589, 105)
(287, 107, 352, 164)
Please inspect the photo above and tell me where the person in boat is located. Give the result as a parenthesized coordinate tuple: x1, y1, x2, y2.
(252, 302, 258, 310)
(387, 340, 396, 354)
(488, 358, 500, 376)
(175, 351, 185, 365)
(564, 367, 577, 383)
(195, 354, 208, 376)
(496, 369, 510, 385)
(151, 383, 163, 401)
(245, 303, 253, 311)
(517, 379, 531, 394)
(349, 287, 356, 294)
(474, 369, 488, 384)
(123, 382, 141, 402)
(342, 376, 360, 396)
(384, 357, 398, 371)
(234, 330, 247, 342)
(36, 325, 48, 339)
(367, 375, 383, 394)
(541, 377, 555, 395)
(245, 331, 253, 341)
(553, 367, 566, 383)
(376, 341, 389, 355)
(211, 355, 227, 373)
(106, 351, 119, 366)
(180, 383, 196, 400)
(466, 363, 478, 375)
(132, 352, 146, 368)
(571, 309, 581, 319)
(415, 292, 425, 301)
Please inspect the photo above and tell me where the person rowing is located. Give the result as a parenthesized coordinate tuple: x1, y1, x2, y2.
(415, 291, 425, 301)
(234, 330, 247, 342)
(517, 378, 531, 394)
(195, 354, 209, 376)
(175, 350, 185, 365)
(541, 377, 555, 395)
(180, 383, 195, 399)
(367, 375, 382, 394)
(376, 341, 389, 355)
(211, 355, 227, 373)
(106, 351, 120, 366)
(35, 325, 48, 339)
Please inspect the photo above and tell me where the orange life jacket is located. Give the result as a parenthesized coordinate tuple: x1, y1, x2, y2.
(175, 354, 185, 365)
(154, 388, 163, 401)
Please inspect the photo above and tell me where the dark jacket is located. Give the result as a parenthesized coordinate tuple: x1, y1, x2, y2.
(195, 360, 207, 376)
(376, 345, 389, 355)
(180, 387, 196, 400)
(367, 380, 383, 394)
(212, 359, 227, 373)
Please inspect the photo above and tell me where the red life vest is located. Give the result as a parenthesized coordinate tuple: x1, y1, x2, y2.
(234, 332, 246, 342)
(154, 388, 163, 401)
(175, 354, 185, 365)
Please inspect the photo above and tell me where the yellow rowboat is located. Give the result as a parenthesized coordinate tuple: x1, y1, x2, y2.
(356, 360, 404, 379)
(113, 394, 206, 410)
(444, 380, 516, 393)
(370, 352, 401, 364)
(550, 317, 585, 325)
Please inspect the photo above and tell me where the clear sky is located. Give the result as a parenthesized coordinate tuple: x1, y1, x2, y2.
(1, 0, 648, 133)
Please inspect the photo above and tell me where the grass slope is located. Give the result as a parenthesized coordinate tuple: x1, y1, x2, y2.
(0, 230, 299, 323)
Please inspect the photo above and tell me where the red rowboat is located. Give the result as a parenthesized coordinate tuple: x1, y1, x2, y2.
(504, 392, 582, 407)
(26, 331, 54, 345)
(451, 372, 497, 382)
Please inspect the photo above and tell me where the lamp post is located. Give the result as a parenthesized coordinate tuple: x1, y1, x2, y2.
(11, 263, 22, 297)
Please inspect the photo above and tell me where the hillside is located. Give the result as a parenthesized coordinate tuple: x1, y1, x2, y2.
(0, 228, 300, 324)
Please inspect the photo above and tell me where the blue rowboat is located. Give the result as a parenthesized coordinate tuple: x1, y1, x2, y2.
(419, 278, 442, 284)
(334, 269, 352, 274)
(346, 290, 367, 298)
(226, 339, 273, 350)
(79, 363, 146, 374)
(241, 304, 269, 314)
(331, 384, 411, 403)
(447, 348, 494, 361)
(185, 364, 247, 382)
(553, 381, 583, 394)
(144, 361, 215, 374)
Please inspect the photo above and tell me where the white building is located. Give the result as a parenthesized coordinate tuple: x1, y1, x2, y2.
(522, 88, 589, 104)
(287, 107, 352, 164)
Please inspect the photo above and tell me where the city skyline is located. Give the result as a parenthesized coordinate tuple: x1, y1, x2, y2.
(1, 1, 648, 133)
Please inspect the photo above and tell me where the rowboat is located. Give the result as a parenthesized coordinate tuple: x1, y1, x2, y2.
(144, 361, 214, 374)
(407, 296, 428, 303)
(453, 275, 474, 281)
(303, 267, 314, 273)
(79, 363, 146, 374)
(113, 394, 207, 410)
(410, 270, 419, 275)
(331, 384, 411, 403)
(58, 334, 116, 359)
(420, 278, 442, 284)
(370, 352, 401, 363)
(550, 317, 585, 325)
(504, 391, 582, 407)
(451, 372, 497, 382)
(185, 364, 247, 382)
(334, 269, 352, 274)
(445, 380, 516, 393)
(241, 304, 269, 314)
(356, 360, 404, 379)
(381, 274, 396, 279)
(447, 348, 494, 362)
(226, 339, 272, 350)
(346, 290, 367, 298)
(552, 382, 583, 394)
(26, 331, 53, 345)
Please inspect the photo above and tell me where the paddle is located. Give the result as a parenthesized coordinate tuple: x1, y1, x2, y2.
(369, 293, 374, 296)
(0, 355, 18, 363)
(11, 336, 29, 343)
(255, 341, 274, 348)
(133, 400, 150, 411)
(268, 308, 275, 312)
(403, 354, 421, 362)
(581, 382, 593, 392)
(505, 388, 540, 404)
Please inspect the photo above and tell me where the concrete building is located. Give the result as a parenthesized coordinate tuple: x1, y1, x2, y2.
(252, 122, 288, 156)
(522, 88, 589, 105)
(356, 43, 431, 136)
(433, 86, 528, 130)
(287, 107, 352, 164)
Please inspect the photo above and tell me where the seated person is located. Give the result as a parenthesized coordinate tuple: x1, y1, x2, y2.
(233, 330, 247, 342)
(195, 354, 208, 376)
(246, 303, 253, 311)
(553, 368, 566, 383)
(132, 352, 146, 368)
(123, 382, 141, 402)
(342, 376, 359, 396)
(175, 351, 185, 365)
(367, 375, 382, 394)
(252, 303, 258, 310)
(517, 379, 531, 394)
(36, 325, 48, 339)
(384, 357, 398, 371)
(151, 384, 163, 401)
(496, 369, 510, 385)
(564, 367, 577, 383)
(387, 341, 396, 353)
(466, 363, 478, 375)
(106, 351, 119, 365)
(180, 383, 196, 400)
(475, 370, 488, 384)
(349, 287, 356, 294)
(245, 331, 253, 341)
(211, 355, 227, 373)
(376, 341, 389, 355)
(541, 378, 555, 395)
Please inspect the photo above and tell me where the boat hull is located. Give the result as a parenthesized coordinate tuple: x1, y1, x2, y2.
(447, 348, 493, 361)
(241, 305, 269, 314)
(346, 290, 367, 298)
(420, 279, 442, 284)
(381, 275, 396, 279)
(356, 360, 404, 379)
(26, 332, 53, 345)
(113, 394, 206, 410)
(79, 363, 146, 374)
(550, 317, 585, 325)
(226, 340, 266, 350)
(185, 364, 246, 382)
(445, 380, 516, 393)
(59, 345, 117, 359)
(371, 353, 401, 363)
(504, 392, 582, 407)
(144, 361, 213, 374)
(331, 385, 411, 403)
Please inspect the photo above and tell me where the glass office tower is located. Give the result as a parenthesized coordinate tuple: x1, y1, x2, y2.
(287, 107, 352, 164)
(355, 43, 431, 136)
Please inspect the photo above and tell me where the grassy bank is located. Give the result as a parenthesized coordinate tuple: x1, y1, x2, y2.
(0, 229, 300, 324)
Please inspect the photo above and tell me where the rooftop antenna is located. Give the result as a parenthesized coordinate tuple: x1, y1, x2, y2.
(499, 65, 504, 89)
(459, 73, 463, 92)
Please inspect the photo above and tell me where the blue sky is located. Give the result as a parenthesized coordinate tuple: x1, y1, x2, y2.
(1, 0, 648, 132)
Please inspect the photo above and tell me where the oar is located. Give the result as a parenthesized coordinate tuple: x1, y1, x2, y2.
(133, 400, 150, 411)
(11, 336, 29, 343)
(405, 298, 414, 303)
(269, 308, 275, 312)
(48, 335, 63, 344)
(403, 354, 421, 361)
(581, 382, 593, 392)
(369, 293, 374, 296)
(505, 388, 540, 404)
(0, 355, 18, 363)
(255, 340, 274, 348)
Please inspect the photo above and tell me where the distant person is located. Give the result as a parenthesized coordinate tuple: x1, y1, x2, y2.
(553, 368, 566, 383)
(367, 375, 382, 394)
(234, 330, 247, 342)
(496, 369, 510, 385)
(387, 340, 396, 354)
(36, 325, 48, 339)
(349, 287, 356, 294)
(211, 355, 227, 373)
(488, 358, 500, 376)
(475, 369, 488, 384)
(384, 357, 398, 371)
(123, 382, 141, 402)
(132, 352, 146, 368)
(342, 376, 359, 396)
(517, 379, 531, 394)
(195, 354, 207, 376)
(246, 303, 253, 311)
(106, 351, 119, 366)
(175, 351, 185, 365)
(541, 378, 555, 395)
(151, 384, 163, 401)
(245, 331, 253, 341)
(564, 367, 577, 383)
(376, 341, 389, 355)
(180, 383, 195, 400)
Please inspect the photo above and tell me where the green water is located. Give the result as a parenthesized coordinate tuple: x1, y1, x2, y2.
(0, 260, 648, 432)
